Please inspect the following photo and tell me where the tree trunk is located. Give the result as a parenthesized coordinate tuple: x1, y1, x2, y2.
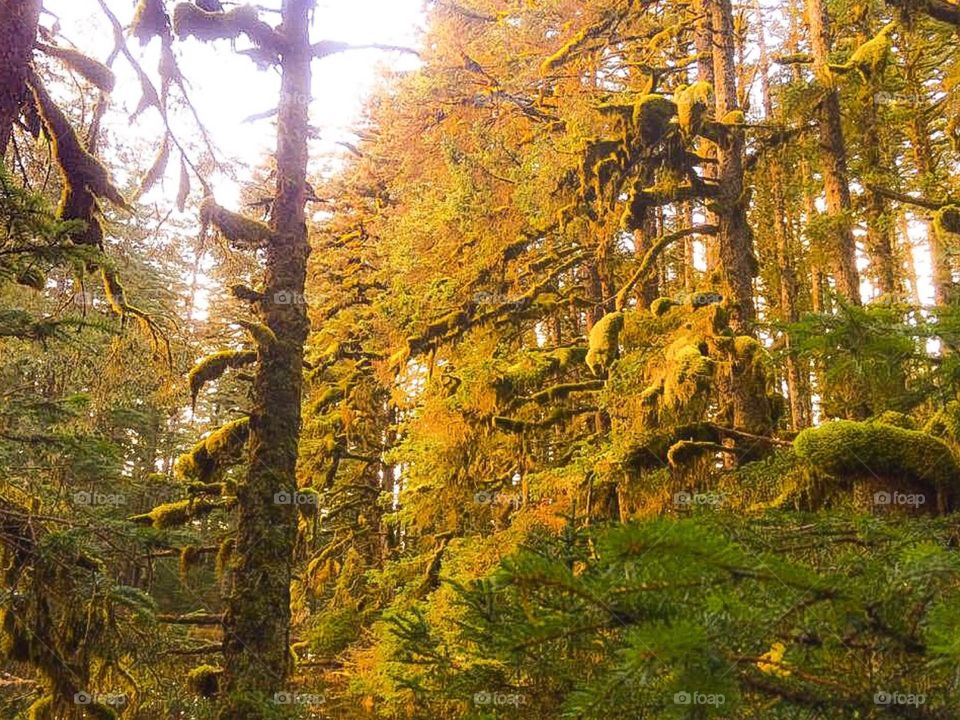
(0, 0, 42, 156)
(861, 92, 898, 296)
(805, 0, 862, 304)
(694, 0, 719, 274)
(219, 0, 312, 715)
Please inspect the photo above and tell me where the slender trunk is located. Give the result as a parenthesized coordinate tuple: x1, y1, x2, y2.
(861, 92, 898, 296)
(682, 202, 695, 293)
(694, 0, 719, 274)
(899, 213, 923, 306)
(0, 0, 42, 156)
(219, 0, 312, 715)
(805, 0, 861, 303)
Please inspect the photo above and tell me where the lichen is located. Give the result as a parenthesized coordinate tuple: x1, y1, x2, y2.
(674, 81, 712, 137)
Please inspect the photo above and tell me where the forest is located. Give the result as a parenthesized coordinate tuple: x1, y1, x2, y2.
(3, 0, 960, 717)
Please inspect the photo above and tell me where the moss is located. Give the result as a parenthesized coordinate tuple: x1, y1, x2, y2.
(237, 319, 278, 349)
(295, 487, 320, 518)
(173, 3, 271, 44)
(38, 43, 115, 93)
(663, 344, 715, 409)
(27, 696, 53, 720)
(674, 81, 712, 137)
(540, 27, 591, 74)
(174, 417, 253, 483)
(632, 94, 677, 146)
(586, 311, 624, 377)
(924, 401, 960, 444)
(830, 22, 895, 81)
(203, 416, 251, 462)
(186, 664, 223, 698)
(720, 109, 745, 125)
(216, 537, 234, 578)
(667, 440, 725, 467)
(526, 380, 605, 404)
(16, 266, 45, 290)
(934, 205, 960, 235)
(28, 74, 128, 243)
(794, 420, 960, 489)
(131, 0, 170, 45)
(179, 545, 202, 578)
(187, 349, 258, 407)
(200, 196, 275, 246)
(871, 410, 916, 430)
(650, 297, 678, 317)
(130, 497, 223, 528)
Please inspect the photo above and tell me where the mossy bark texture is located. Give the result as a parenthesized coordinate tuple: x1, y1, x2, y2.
(0, 0, 42, 155)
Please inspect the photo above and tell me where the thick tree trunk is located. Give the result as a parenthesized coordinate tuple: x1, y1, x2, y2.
(805, 0, 862, 304)
(0, 0, 42, 156)
(709, 0, 756, 332)
(694, 0, 720, 274)
(219, 0, 312, 715)
(708, 0, 769, 437)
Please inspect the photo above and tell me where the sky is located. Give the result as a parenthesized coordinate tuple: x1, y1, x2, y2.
(43, 0, 425, 206)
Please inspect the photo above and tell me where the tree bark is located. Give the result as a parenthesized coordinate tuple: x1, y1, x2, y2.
(219, 0, 312, 715)
(805, 0, 862, 304)
(0, 0, 42, 156)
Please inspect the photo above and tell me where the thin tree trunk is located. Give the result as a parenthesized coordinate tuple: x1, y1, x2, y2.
(219, 0, 312, 714)
(0, 0, 42, 156)
(861, 91, 898, 296)
(805, 0, 862, 304)
(694, 0, 719, 274)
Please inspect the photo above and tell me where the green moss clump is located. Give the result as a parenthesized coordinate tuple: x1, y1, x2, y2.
(925, 402, 960, 444)
(540, 27, 591, 74)
(186, 664, 223, 698)
(586, 311, 624, 376)
(794, 420, 960, 489)
(650, 297, 678, 317)
(174, 416, 250, 483)
(667, 439, 724, 468)
(934, 205, 960, 235)
(238, 319, 278, 349)
(632, 94, 677, 146)
(830, 22, 895, 81)
(200, 196, 275, 246)
(871, 410, 916, 430)
(663, 344, 714, 409)
(674, 81, 712, 137)
(130, 497, 222, 529)
(187, 349, 258, 407)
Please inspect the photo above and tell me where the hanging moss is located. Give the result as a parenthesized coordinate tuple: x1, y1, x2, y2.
(934, 205, 960, 235)
(37, 43, 116, 93)
(28, 73, 128, 245)
(179, 545, 202, 578)
(173, 416, 250, 483)
(237, 319, 278, 349)
(632, 94, 677, 146)
(674, 81, 712, 137)
(186, 664, 223, 698)
(173, 3, 275, 47)
(215, 537, 235, 578)
(200, 196, 276, 246)
(663, 344, 715, 410)
(720, 109, 745, 125)
(525, 380, 605, 405)
(131, 0, 170, 45)
(187, 349, 258, 407)
(829, 22, 895, 81)
(794, 420, 960, 490)
(586, 311, 624, 377)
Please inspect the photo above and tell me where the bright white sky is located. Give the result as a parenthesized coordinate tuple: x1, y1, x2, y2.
(44, 0, 424, 206)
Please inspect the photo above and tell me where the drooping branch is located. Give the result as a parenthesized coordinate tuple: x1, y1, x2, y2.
(615, 224, 718, 311)
(866, 183, 953, 211)
(312, 40, 421, 60)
